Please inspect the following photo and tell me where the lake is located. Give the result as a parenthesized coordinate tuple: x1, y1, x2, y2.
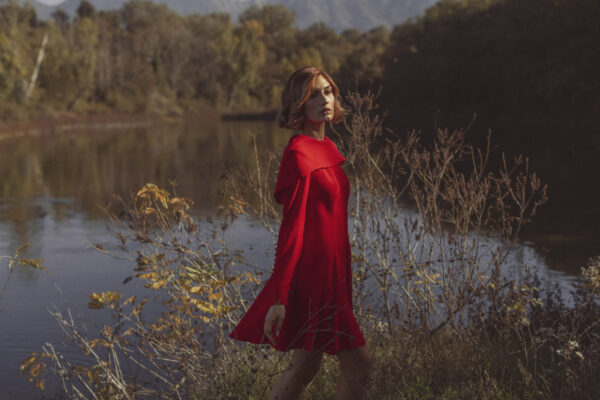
(0, 117, 597, 397)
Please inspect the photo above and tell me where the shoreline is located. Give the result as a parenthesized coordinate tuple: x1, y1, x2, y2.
(0, 113, 159, 143)
(0, 108, 280, 143)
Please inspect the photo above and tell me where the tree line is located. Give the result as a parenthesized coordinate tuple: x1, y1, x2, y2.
(381, 0, 600, 116)
(0, 0, 597, 120)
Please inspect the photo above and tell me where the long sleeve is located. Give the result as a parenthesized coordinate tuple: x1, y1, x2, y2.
(268, 173, 311, 306)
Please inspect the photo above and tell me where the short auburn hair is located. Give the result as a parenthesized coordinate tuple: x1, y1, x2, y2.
(277, 66, 345, 130)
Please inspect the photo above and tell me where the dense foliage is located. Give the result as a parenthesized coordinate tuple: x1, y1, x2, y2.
(1, 0, 597, 120)
(382, 0, 600, 115)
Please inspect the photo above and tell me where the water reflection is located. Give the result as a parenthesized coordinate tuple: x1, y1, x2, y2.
(0, 119, 289, 232)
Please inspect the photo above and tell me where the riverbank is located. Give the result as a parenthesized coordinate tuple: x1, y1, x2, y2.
(0, 102, 211, 143)
(0, 105, 282, 144)
(0, 112, 156, 143)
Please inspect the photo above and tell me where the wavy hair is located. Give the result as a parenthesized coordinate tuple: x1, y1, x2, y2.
(277, 66, 345, 130)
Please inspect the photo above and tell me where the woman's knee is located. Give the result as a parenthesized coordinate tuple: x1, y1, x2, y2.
(338, 346, 373, 380)
(289, 349, 323, 384)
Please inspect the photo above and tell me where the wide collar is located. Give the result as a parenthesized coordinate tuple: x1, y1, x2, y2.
(273, 134, 346, 203)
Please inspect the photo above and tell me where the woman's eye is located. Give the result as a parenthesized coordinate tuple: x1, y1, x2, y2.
(312, 89, 332, 98)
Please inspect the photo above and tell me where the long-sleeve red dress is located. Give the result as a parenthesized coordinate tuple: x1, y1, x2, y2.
(228, 133, 366, 355)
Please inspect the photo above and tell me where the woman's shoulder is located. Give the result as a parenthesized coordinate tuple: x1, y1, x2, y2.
(275, 134, 346, 202)
(287, 133, 331, 147)
(285, 134, 339, 158)
(277, 135, 342, 181)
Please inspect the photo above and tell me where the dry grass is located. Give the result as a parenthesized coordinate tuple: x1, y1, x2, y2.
(19, 89, 600, 399)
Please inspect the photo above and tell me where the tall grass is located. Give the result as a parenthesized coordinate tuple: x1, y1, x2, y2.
(22, 90, 599, 399)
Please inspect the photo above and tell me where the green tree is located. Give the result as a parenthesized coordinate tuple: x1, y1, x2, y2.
(217, 19, 266, 109)
(382, 0, 600, 113)
(76, 0, 95, 20)
(238, 4, 298, 107)
(0, 1, 37, 105)
(239, 4, 296, 37)
(115, 1, 184, 111)
(337, 26, 390, 94)
(51, 9, 69, 31)
(0, 31, 26, 101)
(37, 14, 98, 110)
(185, 13, 233, 103)
(296, 22, 348, 77)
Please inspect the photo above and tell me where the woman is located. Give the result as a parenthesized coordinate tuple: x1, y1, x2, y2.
(228, 66, 372, 399)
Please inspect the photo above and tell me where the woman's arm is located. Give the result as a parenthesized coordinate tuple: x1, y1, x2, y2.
(269, 173, 311, 306)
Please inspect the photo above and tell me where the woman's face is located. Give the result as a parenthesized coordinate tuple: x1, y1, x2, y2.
(302, 75, 335, 123)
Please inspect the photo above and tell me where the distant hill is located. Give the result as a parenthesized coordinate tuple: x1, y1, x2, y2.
(30, 0, 439, 32)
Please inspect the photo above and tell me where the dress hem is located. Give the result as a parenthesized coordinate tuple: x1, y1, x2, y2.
(274, 339, 368, 356)
(229, 332, 367, 356)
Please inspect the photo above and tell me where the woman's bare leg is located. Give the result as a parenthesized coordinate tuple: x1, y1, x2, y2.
(334, 344, 372, 400)
(268, 348, 324, 400)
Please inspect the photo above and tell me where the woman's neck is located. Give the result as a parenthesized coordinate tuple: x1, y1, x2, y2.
(302, 119, 325, 141)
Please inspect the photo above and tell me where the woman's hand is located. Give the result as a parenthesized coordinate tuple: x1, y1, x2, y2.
(264, 304, 285, 343)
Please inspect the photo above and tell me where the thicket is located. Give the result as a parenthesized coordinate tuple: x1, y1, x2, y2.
(2, 0, 597, 121)
(19, 90, 600, 399)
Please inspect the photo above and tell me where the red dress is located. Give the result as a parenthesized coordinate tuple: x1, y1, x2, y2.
(228, 133, 366, 355)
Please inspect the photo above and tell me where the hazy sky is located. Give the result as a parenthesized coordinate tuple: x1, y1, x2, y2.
(36, 0, 65, 5)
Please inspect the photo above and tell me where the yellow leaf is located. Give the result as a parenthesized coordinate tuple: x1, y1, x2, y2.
(189, 298, 217, 313)
(137, 271, 159, 280)
(14, 243, 31, 258)
(209, 292, 223, 301)
(146, 280, 167, 290)
(21, 356, 36, 371)
(87, 291, 123, 309)
(88, 300, 104, 309)
(188, 286, 204, 294)
(143, 207, 156, 215)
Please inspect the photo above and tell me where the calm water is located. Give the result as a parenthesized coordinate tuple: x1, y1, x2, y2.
(0, 118, 597, 397)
